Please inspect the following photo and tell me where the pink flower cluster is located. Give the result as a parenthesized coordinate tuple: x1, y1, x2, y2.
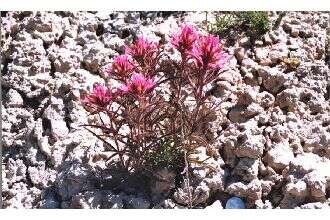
(171, 24, 228, 71)
(83, 24, 228, 111)
(105, 55, 135, 79)
(190, 35, 228, 70)
(119, 73, 155, 97)
(171, 25, 197, 55)
(125, 37, 159, 65)
(83, 37, 160, 110)
(82, 83, 113, 111)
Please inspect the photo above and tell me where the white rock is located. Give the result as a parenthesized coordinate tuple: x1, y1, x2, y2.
(264, 142, 294, 171)
(235, 132, 265, 159)
(205, 200, 223, 209)
(5, 89, 24, 107)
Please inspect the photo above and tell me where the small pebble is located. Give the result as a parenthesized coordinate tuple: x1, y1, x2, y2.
(225, 197, 245, 209)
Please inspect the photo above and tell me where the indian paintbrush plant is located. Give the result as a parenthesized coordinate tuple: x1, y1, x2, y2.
(81, 24, 228, 206)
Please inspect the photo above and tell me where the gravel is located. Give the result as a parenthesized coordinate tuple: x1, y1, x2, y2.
(1, 11, 330, 209)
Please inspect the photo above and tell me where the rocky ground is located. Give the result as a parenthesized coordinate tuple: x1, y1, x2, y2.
(1, 11, 330, 209)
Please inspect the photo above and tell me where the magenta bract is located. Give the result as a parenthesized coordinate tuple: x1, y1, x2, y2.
(125, 37, 158, 62)
(82, 83, 113, 110)
(119, 73, 155, 97)
(190, 35, 228, 70)
(171, 24, 198, 54)
(105, 55, 135, 78)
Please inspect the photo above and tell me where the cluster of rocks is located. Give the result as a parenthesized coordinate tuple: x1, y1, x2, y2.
(1, 11, 330, 209)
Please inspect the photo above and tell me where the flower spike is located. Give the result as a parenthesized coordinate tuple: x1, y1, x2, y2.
(82, 83, 113, 111)
(189, 34, 228, 70)
(171, 24, 198, 55)
(119, 73, 155, 97)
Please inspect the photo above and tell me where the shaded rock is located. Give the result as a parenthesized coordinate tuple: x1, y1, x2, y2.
(125, 196, 150, 209)
(102, 33, 126, 52)
(39, 188, 60, 209)
(268, 43, 289, 63)
(255, 199, 273, 209)
(150, 168, 176, 199)
(56, 161, 96, 201)
(233, 158, 259, 182)
(70, 191, 104, 209)
(258, 67, 295, 94)
(234, 47, 245, 62)
(103, 193, 124, 209)
(2, 108, 35, 148)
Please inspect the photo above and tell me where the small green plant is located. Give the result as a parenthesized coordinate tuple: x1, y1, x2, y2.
(209, 13, 238, 35)
(239, 11, 270, 35)
(144, 138, 184, 172)
(209, 11, 270, 37)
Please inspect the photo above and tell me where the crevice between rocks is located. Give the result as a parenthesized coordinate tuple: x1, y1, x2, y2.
(1, 58, 13, 76)
(49, 60, 56, 78)
(1, 11, 8, 17)
(1, 84, 10, 99)
(62, 93, 73, 132)
(325, 83, 330, 100)
(22, 91, 49, 110)
(63, 106, 73, 132)
(42, 41, 50, 52)
(96, 23, 105, 37)
(54, 33, 65, 46)
(42, 118, 52, 137)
